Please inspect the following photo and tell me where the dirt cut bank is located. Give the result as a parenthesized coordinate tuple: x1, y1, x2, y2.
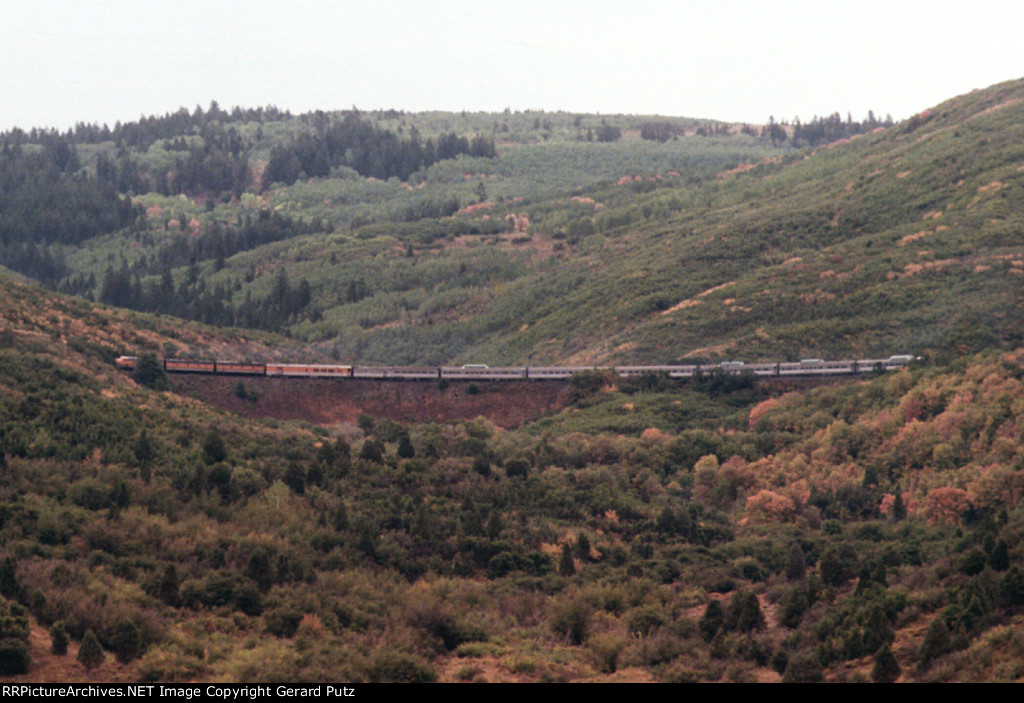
(170, 375, 570, 428)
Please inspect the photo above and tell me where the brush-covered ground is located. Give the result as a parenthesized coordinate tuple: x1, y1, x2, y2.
(1, 273, 1022, 683)
(3, 79, 1024, 684)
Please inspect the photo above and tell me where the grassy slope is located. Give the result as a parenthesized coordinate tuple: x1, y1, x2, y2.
(99, 78, 1022, 366)
(433, 79, 1024, 364)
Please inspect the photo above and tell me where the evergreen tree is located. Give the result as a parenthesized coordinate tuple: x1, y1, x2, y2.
(0, 598, 30, 675)
(917, 617, 950, 671)
(332, 438, 352, 476)
(699, 600, 724, 642)
(786, 542, 807, 580)
(397, 434, 416, 459)
(872, 644, 901, 683)
(360, 439, 384, 464)
(158, 564, 180, 605)
(0, 638, 29, 676)
(1000, 565, 1024, 608)
(201, 428, 227, 464)
(284, 463, 306, 494)
(472, 456, 491, 477)
(782, 651, 823, 683)
(77, 629, 104, 671)
(132, 429, 154, 468)
(892, 492, 907, 521)
(989, 538, 1010, 571)
(245, 547, 277, 592)
(733, 591, 765, 632)
(575, 532, 591, 561)
(332, 501, 350, 531)
(558, 544, 576, 576)
(862, 605, 894, 653)
(50, 621, 69, 655)
(110, 618, 142, 663)
(132, 352, 168, 391)
(0, 558, 20, 600)
(779, 587, 808, 628)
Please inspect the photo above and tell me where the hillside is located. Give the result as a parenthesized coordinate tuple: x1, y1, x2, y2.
(5, 83, 1019, 366)
(1, 272, 1023, 683)
(1, 81, 1024, 684)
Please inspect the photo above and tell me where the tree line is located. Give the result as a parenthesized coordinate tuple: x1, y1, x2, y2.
(766, 111, 896, 148)
(263, 113, 496, 187)
(0, 135, 139, 249)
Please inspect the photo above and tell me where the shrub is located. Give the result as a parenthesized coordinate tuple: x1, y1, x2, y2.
(264, 606, 304, 638)
(551, 600, 591, 645)
(179, 570, 263, 615)
(589, 633, 628, 673)
(505, 458, 530, 478)
(627, 606, 666, 636)
(367, 650, 437, 683)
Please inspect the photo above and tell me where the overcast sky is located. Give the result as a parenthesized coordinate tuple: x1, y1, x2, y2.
(2, 0, 1021, 131)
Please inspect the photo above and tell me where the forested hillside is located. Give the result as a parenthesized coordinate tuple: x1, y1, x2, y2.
(1, 80, 1023, 683)
(0, 272, 1022, 682)
(3, 82, 1018, 366)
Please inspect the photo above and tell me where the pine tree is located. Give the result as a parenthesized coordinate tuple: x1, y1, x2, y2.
(779, 587, 808, 628)
(50, 621, 69, 655)
(872, 644, 901, 683)
(734, 591, 765, 632)
(132, 352, 168, 391)
(989, 538, 1010, 571)
(201, 428, 227, 464)
(110, 618, 142, 663)
(0, 558, 21, 600)
(158, 564, 180, 605)
(782, 651, 823, 683)
(786, 543, 807, 580)
(892, 492, 907, 521)
(132, 430, 154, 469)
(397, 434, 416, 459)
(917, 617, 950, 671)
(558, 544, 576, 576)
(77, 629, 104, 671)
(575, 532, 591, 561)
(1001, 565, 1024, 608)
(699, 600, 724, 642)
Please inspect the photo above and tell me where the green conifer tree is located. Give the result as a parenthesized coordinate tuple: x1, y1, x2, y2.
(110, 618, 142, 663)
(50, 621, 69, 655)
(132, 352, 168, 391)
(559, 544, 576, 576)
(917, 617, 950, 671)
(872, 644, 901, 683)
(77, 629, 104, 671)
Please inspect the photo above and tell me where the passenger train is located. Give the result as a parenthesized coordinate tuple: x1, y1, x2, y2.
(114, 355, 917, 380)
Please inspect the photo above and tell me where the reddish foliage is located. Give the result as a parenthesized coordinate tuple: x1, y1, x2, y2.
(746, 490, 796, 522)
(924, 486, 971, 525)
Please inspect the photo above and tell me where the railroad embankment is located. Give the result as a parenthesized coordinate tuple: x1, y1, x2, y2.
(170, 375, 570, 428)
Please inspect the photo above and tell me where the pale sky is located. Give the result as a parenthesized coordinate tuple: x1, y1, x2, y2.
(2, 0, 1021, 131)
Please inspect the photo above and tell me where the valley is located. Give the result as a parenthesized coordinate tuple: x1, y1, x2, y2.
(1, 80, 1023, 683)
